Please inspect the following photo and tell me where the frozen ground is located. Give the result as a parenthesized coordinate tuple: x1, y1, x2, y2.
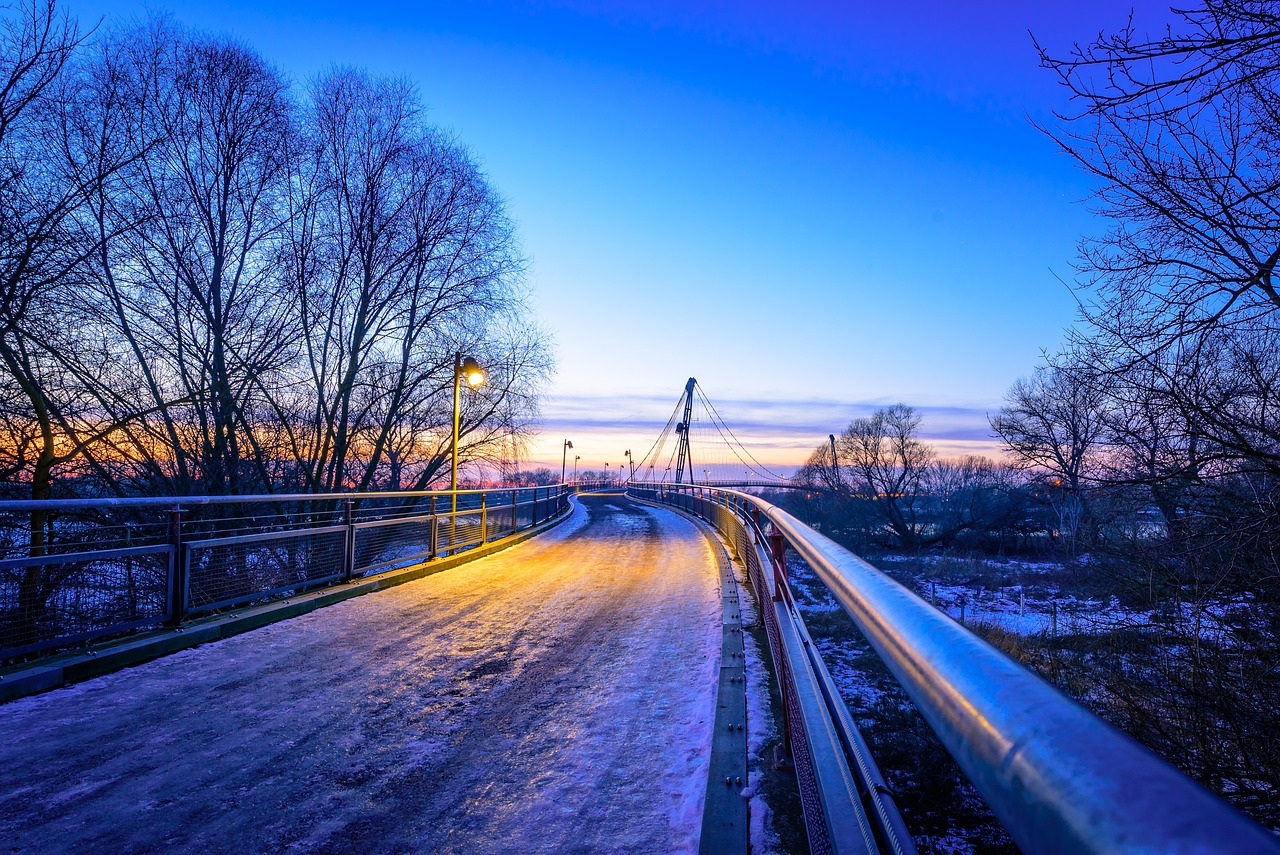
(729, 555, 782, 855)
(0, 495, 722, 854)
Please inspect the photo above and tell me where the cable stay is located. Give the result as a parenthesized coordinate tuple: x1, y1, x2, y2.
(630, 378, 788, 486)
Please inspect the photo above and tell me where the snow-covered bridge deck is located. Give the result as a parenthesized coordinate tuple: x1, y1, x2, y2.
(0, 495, 721, 853)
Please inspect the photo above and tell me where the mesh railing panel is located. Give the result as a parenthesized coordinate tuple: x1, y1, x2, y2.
(731, 512, 832, 855)
(488, 505, 515, 541)
(0, 546, 170, 659)
(353, 515, 434, 576)
(186, 527, 346, 614)
(439, 513, 484, 553)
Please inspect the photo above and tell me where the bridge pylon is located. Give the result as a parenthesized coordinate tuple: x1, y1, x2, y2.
(673, 377, 696, 484)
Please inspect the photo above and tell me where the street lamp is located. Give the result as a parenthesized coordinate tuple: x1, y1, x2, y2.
(573, 455, 580, 482)
(561, 439, 573, 484)
(624, 449, 633, 484)
(451, 352, 485, 550)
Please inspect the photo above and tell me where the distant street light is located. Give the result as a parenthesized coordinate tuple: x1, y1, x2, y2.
(573, 455, 580, 483)
(561, 439, 573, 484)
(451, 352, 485, 549)
(624, 449, 633, 484)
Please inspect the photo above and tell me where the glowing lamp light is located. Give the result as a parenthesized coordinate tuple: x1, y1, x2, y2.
(461, 357, 486, 388)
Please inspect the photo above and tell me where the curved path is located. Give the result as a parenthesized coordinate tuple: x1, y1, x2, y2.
(0, 495, 722, 854)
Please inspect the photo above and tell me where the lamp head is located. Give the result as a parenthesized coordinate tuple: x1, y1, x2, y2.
(460, 357, 485, 388)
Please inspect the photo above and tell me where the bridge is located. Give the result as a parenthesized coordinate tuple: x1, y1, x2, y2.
(1, 381, 1277, 854)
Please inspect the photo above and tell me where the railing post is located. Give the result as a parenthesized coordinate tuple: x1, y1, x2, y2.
(428, 494, 439, 559)
(511, 489, 518, 532)
(165, 506, 186, 626)
(480, 493, 488, 544)
(767, 524, 787, 601)
(342, 498, 356, 582)
(532, 487, 539, 526)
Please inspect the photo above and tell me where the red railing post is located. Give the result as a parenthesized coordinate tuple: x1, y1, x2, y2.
(428, 494, 439, 559)
(165, 507, 186, 626)
(767, 523, 787, 602)
(342, 498, 355, 582)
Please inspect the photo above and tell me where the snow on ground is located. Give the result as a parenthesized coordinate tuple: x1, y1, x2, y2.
(0, 495, 722, 855)
(741, 630, 783, 855)
(867, 554, 1213, 638)
(725, 549, 783, 855)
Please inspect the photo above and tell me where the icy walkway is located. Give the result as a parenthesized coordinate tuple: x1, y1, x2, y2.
(0, 495, 722, 854)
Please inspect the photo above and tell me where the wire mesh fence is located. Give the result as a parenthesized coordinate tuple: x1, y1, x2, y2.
(0, 545, 172, 659)
(186, 527, 347, 614)
(0, 485, 570, 663)
(354, 515, 435, 577)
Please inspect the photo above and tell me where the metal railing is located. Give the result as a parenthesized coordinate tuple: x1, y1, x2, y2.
(630, 483, 1280, 855)
(0, 485, 571, 662)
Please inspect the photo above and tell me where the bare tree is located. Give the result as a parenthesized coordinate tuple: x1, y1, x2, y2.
(1037, 0, 1280, 345)
(0, 0, 85, 510)
(991, 355, 1110, 551)
(276, 68, 545, 495)
(925, 455, 1011, 549)
(836, 404, 934, 548)
(0, 0, 175, 633)
(83, 19, 298, 496)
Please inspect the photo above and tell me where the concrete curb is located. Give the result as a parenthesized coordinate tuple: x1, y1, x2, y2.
(0, 504, 575, 704)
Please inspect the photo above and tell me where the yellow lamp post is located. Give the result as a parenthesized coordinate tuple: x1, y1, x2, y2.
(451, 352, 485, 551)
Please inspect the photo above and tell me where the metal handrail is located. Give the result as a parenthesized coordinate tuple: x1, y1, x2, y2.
(646, 484, 1280, 854)
(633, 483, 914, 853)
(0, 484, 554, 512)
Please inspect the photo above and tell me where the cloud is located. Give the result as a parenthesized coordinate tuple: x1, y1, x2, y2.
(524, 392, 1005, 469)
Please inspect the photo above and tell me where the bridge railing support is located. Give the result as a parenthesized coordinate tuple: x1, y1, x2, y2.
(628, 482, 1280, 855)
(166, 506, 186, 627)
(0, 484, 576, 664)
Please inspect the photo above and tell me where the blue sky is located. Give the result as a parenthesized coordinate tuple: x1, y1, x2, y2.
(73, 0, 1178, 472)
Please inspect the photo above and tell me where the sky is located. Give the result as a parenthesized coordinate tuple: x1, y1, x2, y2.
(71, 0, 1181, 474)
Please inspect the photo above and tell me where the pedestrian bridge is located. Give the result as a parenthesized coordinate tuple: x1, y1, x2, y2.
(2, 378, 1278, 854)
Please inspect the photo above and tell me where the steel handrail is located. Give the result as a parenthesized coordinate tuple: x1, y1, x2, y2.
(0, 484, 563, 512)
(660, 485, 1278, 854)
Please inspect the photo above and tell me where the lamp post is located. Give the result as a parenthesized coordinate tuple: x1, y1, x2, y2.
(604, 463, 609, 485)
(573, 455, 580, 483)
(451, 351, 485, 551)
(561, 439, 573, 484)
(624, 449, 633, 484)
